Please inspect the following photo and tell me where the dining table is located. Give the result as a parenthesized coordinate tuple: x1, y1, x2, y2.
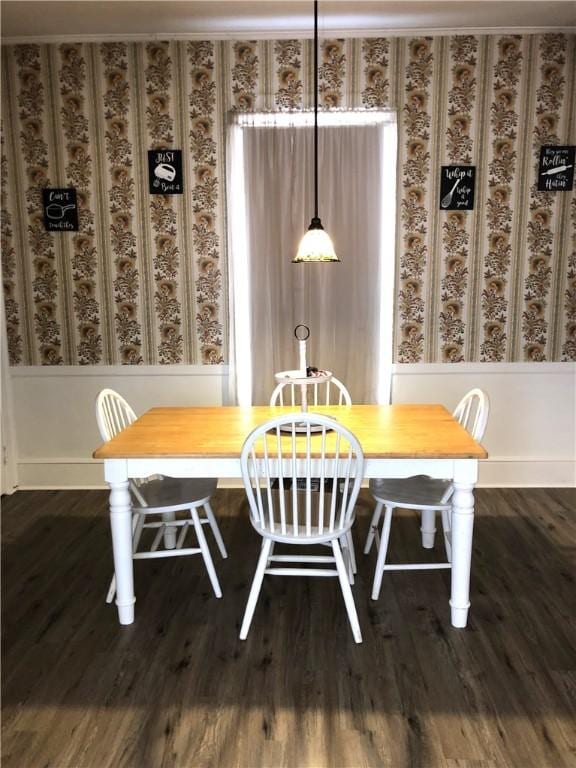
(93, 403, 487, 628)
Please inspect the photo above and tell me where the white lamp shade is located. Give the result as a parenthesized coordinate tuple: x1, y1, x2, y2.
(293, 225, 339, 263)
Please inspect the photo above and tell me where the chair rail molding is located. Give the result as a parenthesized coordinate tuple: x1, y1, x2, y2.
(391, 361, 573, 375)
(8, 362, 576, 489)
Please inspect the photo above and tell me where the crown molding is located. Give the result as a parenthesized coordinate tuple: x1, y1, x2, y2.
(2, 25, 575, 45)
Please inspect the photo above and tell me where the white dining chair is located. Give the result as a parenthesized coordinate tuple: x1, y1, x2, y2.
(95, 388, 227, 602)
(364, 388, 489, 601)
(269, 375, 352, 407)
(270, 375, 357, 575)
(239, 412, 365, 643)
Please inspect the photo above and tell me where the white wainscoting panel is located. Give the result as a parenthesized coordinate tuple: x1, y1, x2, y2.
(7, 362, 576, 489)
(11, 365, 229, 490)
(392, 362, 575, 488)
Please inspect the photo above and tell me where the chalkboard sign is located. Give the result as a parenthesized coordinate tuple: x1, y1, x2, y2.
(439, 166, 476, 210)
(537, 145, 574, 191)
(148, 149, 183, 195)
(43, 188, 78, 231)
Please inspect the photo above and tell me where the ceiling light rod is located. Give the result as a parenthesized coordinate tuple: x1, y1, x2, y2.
(293, 0, 339, 263)
(312, 0, 319, 223)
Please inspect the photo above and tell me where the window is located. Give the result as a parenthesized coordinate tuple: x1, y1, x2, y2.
(227, 111, 397, 406)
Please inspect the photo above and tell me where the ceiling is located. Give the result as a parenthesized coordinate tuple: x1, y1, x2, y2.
(2, 1, 575, 42)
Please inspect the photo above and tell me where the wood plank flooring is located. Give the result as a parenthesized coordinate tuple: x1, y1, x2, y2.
(1, 487, 575, 768)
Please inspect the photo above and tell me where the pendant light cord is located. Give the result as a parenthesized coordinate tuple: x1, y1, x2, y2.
(293, 0, 339, 260)
(313, 0, 319, 220)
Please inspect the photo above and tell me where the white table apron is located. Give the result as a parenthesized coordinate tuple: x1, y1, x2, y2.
(104, 456, 478, 628)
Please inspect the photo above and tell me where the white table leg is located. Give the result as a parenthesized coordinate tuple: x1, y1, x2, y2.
(106, 461, 135, 625)
(449, 480, 475, 628)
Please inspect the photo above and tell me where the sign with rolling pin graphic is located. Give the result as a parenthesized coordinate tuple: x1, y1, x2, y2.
(537, 146, 574, 191)
(439, 166, 476, 211)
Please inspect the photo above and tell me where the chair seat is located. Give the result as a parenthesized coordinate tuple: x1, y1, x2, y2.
(369, 475, 452, 509)
(133, 477, 217, 513)
(251, 519, 353, 545)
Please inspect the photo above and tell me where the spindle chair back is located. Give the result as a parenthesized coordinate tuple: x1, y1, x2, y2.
(239, 412, 364, 642)
(269, 376, 351, 407)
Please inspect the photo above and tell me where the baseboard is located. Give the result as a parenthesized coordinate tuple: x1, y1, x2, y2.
(478, 457, 575, 488)
(16, 459, 108, 490)
(14, 457, 575, 491)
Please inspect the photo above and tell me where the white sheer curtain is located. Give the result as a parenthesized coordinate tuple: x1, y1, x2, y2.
(227, 111, 397, 406)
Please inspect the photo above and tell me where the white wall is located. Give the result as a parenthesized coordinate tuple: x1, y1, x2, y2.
(6, 362, 575, 490)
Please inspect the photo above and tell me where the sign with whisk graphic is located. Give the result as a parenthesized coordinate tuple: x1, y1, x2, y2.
(439, 166, 476, 210)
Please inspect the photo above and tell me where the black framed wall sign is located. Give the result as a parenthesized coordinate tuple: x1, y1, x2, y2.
(537, 145, 574, 191)
(439, 166, 476, 210)
(148, 149, 183, 194)
(42, 188, 78, 231)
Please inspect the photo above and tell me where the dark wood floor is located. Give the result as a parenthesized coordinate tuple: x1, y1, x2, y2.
(1, 487, 575, 768)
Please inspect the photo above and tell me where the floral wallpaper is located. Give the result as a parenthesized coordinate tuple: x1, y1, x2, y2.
(1, 34, 575, 365)
(439, 36, 478, 362)
(398, 38, 433, 363)
(102, 43, 142, 365)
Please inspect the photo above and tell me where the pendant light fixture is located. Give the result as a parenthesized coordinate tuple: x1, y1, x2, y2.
(292, 0, 340, 263)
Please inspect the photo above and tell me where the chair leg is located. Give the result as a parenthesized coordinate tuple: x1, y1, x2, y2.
(371, 505, 393, 601)
(340, 534, 354, 585)
(191, 507, 222, 598)
(203, 502, 228, 558)
(441, 507, 452, 562)
(162, 510, 177, 549)
(106, 575, 117, 604)
(420, 508, 437, 549)
(346, 530, 357, 574)
(364, 501, 384, 554)
(240, 538, 273, 640)
(132, 511, 145, 552)
(332, 540, 362, 643)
